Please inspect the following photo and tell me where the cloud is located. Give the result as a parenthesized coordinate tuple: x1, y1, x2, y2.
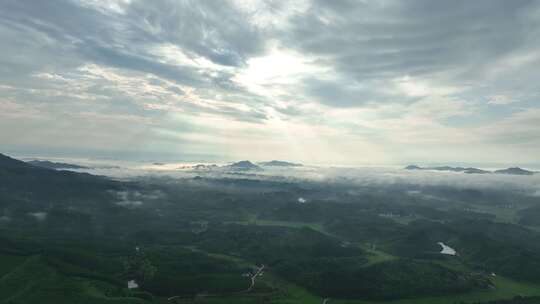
(487, 95, 516, 105)
(476, 108, 540, 146)
(73, 162, 540, 198)
(281, 0, 540, 107)
(1, 0, 540, 165)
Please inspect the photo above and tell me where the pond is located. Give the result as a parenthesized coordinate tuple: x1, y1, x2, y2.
(437, 242, 457, 255)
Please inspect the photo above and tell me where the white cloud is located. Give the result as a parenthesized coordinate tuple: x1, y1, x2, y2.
(234, 45, 325, 97)
(487, 94, 515, 105)
(395, 76, 462, 98)
(77, 0, 132, 14)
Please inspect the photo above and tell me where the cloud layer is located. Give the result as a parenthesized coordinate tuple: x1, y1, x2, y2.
(1, 0, 539, 165)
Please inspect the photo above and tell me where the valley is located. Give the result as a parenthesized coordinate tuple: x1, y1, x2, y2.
(1, 154, 540, 303)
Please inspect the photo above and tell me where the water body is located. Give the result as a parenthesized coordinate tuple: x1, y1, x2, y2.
(437, 242, 457, 255)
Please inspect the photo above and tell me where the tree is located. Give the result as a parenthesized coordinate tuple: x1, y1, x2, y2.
(123, 247, 157, 283)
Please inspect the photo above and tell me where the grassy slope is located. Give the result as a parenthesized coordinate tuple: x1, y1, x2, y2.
(0, 255, 148, 304)
(2, 219, 539, 304)
(333, 276, 540, 304)
(226, 219, 330, 236)
(0, 254, 26, 277)
(212, 220, 540, 304)
(252, 274, 540, 304)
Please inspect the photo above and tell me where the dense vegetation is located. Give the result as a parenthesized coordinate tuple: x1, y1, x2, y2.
(1, 153, 540, 303)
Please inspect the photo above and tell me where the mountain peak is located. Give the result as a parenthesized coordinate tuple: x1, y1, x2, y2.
(494, 167, 534, 175)
(228, 160, 261, 170)
(27, 160, 88, 170)
(405, 165, 421, 170)
(259, 160, 302, 167)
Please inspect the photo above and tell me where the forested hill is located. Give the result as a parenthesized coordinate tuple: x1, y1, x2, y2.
(0, 153, 122, 208)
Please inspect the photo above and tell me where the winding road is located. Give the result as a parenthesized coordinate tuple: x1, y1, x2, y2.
(246, 264, 265, 292)
(168, 264, 265, 301)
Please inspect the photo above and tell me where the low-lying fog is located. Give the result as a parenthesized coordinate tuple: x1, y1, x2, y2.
(26, 157, 540, 197)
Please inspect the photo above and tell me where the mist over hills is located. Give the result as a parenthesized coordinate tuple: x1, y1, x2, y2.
(406, 165, 536, 175)
(2, 151, 540, 303)
(494, 167, 536, 176)
(27, 160, 89, 170)
(258, 160, 303, 167)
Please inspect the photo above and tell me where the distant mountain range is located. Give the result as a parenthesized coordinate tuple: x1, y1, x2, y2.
(494, 167, 535, 175)
(405, 165, 535, 175)
(27, 160, 89, 170)
(227, 160, 262, 171)
(178, 160, 302, 171)
(258, 160, 303, 167)
(226, 160, 303, 170)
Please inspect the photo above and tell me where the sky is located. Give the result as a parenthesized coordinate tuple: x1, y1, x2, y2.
(1, 0, 539, 166)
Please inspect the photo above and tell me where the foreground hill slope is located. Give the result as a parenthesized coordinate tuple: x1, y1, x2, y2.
(0, 153, 120, 204)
